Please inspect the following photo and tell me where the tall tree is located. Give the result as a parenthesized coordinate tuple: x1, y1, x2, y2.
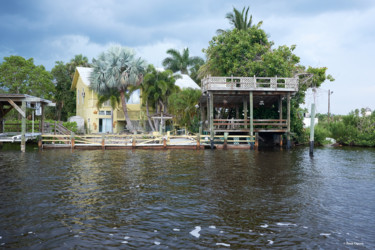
(0, 55, 54, 99)
(67, 54, 91, 79)
(202, 18, 334, 142)
(168, 88, 201, 132)
(162, 48, 203, 75)
(51, 61, 75, 121)
(217, 6, 262, 34)
(96, 88, 121, 133)
(90, 46, 146, 132)
(141, 65, 180, 131)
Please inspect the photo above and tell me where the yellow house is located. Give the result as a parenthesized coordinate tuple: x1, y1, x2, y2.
(71, 67, 145, 133)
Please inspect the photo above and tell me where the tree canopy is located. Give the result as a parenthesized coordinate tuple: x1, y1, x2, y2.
(140, 65, 180, 131)
(0, 55, 54, 100)
(201, 9, 334, 142)
(90, 46, 147, 132)
(162, 48, 204, 75)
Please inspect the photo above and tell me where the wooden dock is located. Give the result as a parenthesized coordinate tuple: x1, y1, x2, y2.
(39, 133, 256, 150)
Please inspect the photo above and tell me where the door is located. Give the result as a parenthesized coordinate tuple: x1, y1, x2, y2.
(99, 118, 112, 133)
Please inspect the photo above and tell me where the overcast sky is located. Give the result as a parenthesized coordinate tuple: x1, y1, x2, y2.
(1, 0, 374, 114)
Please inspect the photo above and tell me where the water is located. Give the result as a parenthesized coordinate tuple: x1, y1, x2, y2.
(0, 146, 374, 248)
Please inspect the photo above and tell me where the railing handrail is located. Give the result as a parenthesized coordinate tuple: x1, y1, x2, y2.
(201, 75, 299, 92)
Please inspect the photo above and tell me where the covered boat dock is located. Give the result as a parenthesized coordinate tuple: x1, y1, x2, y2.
(0, 94, 55, 152)
(200, 76, 299, 149)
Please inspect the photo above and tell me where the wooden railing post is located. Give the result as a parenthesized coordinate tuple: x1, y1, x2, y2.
(38, 135, 43, 149)
(132, 135, 136, 148)
(71, 132, 75, 149)
(101, 134, 105, 150)
(163, 136, 167, 149)
(197, 127, 202, 150)
(21, 101, 26, 152)
(223, 132, 228, 150)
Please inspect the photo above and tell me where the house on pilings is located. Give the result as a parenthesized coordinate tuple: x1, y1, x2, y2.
(199, 76, 299, 148)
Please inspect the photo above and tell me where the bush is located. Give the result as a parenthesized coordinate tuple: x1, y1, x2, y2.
(305, 124, 331, 146)
(62, 121, 78, 133)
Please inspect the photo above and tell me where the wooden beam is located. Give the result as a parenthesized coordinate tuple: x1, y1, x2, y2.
(21, 101, 26, 152)
(249, 91, 254, 149)
(7, 99, 25, 118)
(243, 96, 247, 128)
(209, 92, 214, 141)
(287, 92, 291, 149)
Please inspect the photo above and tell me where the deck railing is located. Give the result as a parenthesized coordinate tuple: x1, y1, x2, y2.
(213, 119, 287, 132)
(201, 76, 299, 92)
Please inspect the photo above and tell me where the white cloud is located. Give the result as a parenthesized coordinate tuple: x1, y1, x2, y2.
(261, 6, 375, 114)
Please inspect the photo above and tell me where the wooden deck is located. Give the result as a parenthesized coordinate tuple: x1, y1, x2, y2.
(200, 75, 298, 148)
(201, 76, 299, 93)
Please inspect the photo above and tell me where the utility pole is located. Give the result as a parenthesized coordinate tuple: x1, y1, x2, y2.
(328, 90, 333, 123)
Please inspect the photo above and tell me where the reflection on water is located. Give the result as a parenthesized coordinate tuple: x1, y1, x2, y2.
(0, 147, 374, 248)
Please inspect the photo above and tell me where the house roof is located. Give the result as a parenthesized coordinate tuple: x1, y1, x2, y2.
(175, 74, 200, 90)
(71, 67, 93, 90)
(71, 67, 201, 90)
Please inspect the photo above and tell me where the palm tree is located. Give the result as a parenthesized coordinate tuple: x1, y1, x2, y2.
(168, 88, 202, 132)
(162, 48, 203, 74)
(90, 46, 146, 132)
(217, 6, 262, 34)
(141, 65, 180, 131)
(96, 88, 121, 133)
(67, 54, 91, 79)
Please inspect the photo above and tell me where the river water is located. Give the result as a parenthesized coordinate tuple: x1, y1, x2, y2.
(0, 146, 374, 249)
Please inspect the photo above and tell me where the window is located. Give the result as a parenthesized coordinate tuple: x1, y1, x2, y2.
(99, 110, 105, 115)
(82, 88, 85, 103)
(106, 110, 112, 115)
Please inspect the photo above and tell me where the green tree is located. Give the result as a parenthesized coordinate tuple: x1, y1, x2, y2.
(168, 88, 201, 132)
(162, 48, 203, 75)
(67, 54, 91, 78)
(201, 15, 334, 143)
(51, 61, 76, 121)
(141, 65, 180, 131)
(96, 88, 121, 133)
(0, 55, 54, 99)
(217, 6, 262, 34)
(90, 46, 146, 132)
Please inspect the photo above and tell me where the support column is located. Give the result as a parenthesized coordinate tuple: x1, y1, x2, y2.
(309, 103, 316, 157)
(0, 104, 3, 133)
(243, 96, 248, 128)
(206, 95, 210, 131)
(286, 92, 291, 149)
(41, 104, 45, 133)
(201, 105, 206, 131)
(21, 101, 26, 152)
(279, 95, 283, 147)
(249, 91, 254, 150)
(209, 92, 214, 149)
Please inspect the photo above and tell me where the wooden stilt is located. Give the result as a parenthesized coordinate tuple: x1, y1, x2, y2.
(71, 132, 75, 149)
(21, 101, 26, 152)
(223, 132, 228, 150)
(101, 134, 105, 150)
(249, 91, 254, 150)
(286, 92, 291, 149)
(309, 103, 316, 157)
(243, 96, 248, 129)
(209, 92, 214, 149)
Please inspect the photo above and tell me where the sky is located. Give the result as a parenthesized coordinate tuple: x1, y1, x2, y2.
(0, 0, 374, 115)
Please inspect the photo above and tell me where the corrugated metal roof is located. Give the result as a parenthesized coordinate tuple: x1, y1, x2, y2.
(75, 67, 201, 90)
(175, 74, 200, 90)
(76, 67, 93, 86)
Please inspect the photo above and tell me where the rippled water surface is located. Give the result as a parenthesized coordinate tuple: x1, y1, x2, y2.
(0, 146, 374, 248)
